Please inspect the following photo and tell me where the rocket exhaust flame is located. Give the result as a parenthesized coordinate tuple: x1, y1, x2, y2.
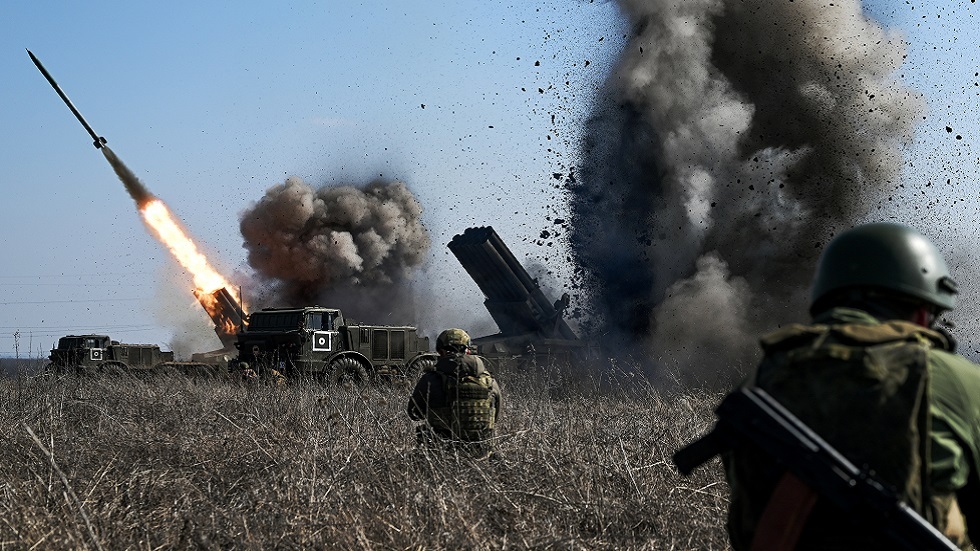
(141, 199, 240, 303)
(104, 143, 244, 330)
(102, 143, 241, 311)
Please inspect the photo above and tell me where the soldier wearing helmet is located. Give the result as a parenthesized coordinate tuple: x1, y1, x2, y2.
(407, 328, 502, 456)
(725, 222, 980, 549)
(435, 328, 472, 353)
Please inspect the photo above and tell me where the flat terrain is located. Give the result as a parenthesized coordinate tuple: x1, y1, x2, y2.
(0, 364, 729, 550)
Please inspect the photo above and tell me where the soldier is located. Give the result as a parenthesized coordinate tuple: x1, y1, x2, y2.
(725, 222, 980, 549)
(236, 360, 285, 387)
(407, 328, 502, 457)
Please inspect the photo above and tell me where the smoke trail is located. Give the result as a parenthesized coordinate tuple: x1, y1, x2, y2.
(570, 0, 923, 382)
(100, 144, 243, 349)
(101, 146, 154, 207)
(239, 176, 431, 322)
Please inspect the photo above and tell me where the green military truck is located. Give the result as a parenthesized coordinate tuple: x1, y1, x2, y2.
(48, 334, 225, 376)
(234, 306, 436, 382)
(48, 334, 174, 373)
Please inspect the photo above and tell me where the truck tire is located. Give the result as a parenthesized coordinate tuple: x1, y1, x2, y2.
(96, 361, 128, 376)
(404, 354, 437, 379)
(327, 356, 369, 385)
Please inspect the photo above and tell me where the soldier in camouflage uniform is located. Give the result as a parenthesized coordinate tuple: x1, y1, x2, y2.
(725, 223, 980, 549)
(408, 328, 502, 457)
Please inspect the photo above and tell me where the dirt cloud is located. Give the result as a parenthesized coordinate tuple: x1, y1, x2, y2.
(569, 0, 923, 382)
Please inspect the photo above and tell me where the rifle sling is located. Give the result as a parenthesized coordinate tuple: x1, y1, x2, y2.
(751, 471, 819, 551)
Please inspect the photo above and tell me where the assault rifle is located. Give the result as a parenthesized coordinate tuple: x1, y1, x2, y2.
(672, 386, 958, 551)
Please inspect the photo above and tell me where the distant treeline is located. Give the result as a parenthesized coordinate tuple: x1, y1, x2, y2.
(0, 358, 44, 377)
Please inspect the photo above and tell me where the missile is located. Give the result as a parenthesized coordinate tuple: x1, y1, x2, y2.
(27, 49, 107, 149)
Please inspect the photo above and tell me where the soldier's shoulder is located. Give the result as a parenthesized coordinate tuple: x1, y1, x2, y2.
(471, 354, 500, 378)
(929, 349, 980, 392)
(928, 348, 980, 369)
(460, 353, 487, 369)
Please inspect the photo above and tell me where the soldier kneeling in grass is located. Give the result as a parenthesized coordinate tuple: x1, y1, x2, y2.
(407, 328, 501, 458)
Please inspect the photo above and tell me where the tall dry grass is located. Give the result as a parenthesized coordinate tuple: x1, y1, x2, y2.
(0, 363, 730, 550)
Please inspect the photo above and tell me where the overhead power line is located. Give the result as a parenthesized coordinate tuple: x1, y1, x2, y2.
(0, 324, 158, 331)
(0, 272, 156, 279)
(0, 298, 145, 305)
(0, 283, 153, 287)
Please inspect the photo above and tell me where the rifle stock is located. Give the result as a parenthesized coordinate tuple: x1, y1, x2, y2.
(673, 387, 958, 551)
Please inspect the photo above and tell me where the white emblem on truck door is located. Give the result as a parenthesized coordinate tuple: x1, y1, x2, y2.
(313, 331, 335, 351)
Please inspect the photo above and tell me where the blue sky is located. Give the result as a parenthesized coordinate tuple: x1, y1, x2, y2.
(0, 1, 623, 357)
(1, 1, 978, 358)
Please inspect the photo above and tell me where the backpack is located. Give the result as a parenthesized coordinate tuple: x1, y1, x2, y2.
(427, 360, 496, 442)
(726, 319, 944, 549)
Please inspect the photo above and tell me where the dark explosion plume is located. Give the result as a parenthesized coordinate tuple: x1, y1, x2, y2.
(569, 0, 923, 383)
(240, 176, 431, 322)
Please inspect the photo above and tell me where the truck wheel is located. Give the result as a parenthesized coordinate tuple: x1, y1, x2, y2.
(405, 354, 437, 379)
(327, 357, 369, 385)
(96, 361, 128, 376)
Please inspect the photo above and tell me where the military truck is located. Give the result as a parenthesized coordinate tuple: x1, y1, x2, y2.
(48, 334, 174, 373)
(48, 334, 226, 376)
(234, 306, 436, 382)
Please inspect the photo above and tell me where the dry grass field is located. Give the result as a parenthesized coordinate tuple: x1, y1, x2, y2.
(0, 362, 730, 550)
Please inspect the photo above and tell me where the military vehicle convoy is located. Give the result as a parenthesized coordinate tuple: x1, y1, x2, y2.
(47, 294, 435, 383)
(45, 227, 574, 380)
(233, 305, 437, 382)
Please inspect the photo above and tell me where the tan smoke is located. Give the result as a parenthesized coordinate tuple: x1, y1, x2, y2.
(239, 176, 431, 322)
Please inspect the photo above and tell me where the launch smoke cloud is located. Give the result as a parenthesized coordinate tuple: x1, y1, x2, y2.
(569, 0, 923, 383)
(240, 176, 431, 320)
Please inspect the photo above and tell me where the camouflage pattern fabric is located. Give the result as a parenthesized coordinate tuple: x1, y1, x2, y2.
(407, 353, 501, 453)
(436, 328, 471, 351)
(725, 307, 980, 550)
(427, 368, 496, 440)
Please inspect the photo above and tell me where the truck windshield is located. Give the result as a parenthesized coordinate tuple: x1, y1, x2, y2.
(58, 336, 106, 349)
(58, 337, 84, 349)
(305, 311, 338, 331)
(248, 312, 303, 330)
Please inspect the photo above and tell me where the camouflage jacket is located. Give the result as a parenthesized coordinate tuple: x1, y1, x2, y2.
(726, 307, 980, 549)
(406, 353, 502, 431)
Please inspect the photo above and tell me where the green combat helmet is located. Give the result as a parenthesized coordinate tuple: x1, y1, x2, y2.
(437, 328, 471, 352)
(810, 222, 958, 314)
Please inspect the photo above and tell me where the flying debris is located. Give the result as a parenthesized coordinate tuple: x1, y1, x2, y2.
(27, 49, 107, 149)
